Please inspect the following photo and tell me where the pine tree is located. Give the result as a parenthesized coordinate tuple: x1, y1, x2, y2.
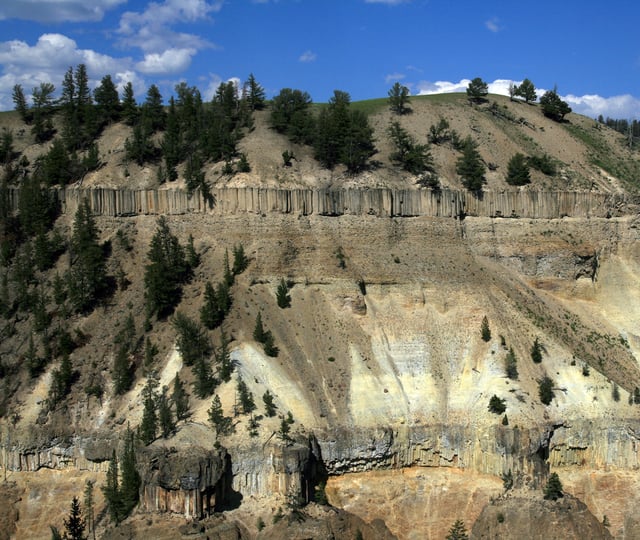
(142, 84, 166, 131)
(200, 281, 222, 330)
(121, 82, 138, 126)
(172, 373, 190, 421)
(466, 77, 489, 103)
(515, 78, 537, 103)
(208, 394, 233, 436)
(83, 480, 95, 540)
(93, 74, 121, 126)
(456, 137, 486, 191)
(162, 97, 181, 182)
(538, 375, 555, 405)
(12, 84, 30, 123)
(232, 244, 249, 275)
(31, 82, 56, 143)
(113, 345, 132, 395)
(263, 390, 277, 417)
(505, 347, 518, 380)
(192, 356, 216, 399)
(276, 278, 291, 308)
(531, 337, 543, 363)
(173, 311, 211, 366)
(253, 312, 266, 343)
(388, 82, 410, 115)
(139, 377, 158, 445)
(120, 425, 140, 516)
(446, 519, 469, 540)
(244, 73, 266, 111)
(158, 386, 174, 438)
(216, 330, 234, 382)
(237, 377, 256, 415)
(480, 315, 491, 342)
(102, 450, 123, 524)
(543, 472, 563, 500)
(63, 496, 86, 540)
(506, 153, 531, 186)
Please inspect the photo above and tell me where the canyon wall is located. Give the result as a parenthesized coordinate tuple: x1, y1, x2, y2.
(5, 186, 630, 218)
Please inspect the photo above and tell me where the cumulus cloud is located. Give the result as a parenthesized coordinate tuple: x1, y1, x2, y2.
(117, 0, 220, 53)
(299, 50, 317, 63)
(136, 48, 197, 75)
(0, 0, 125, 23)
(0, 33, 132, 110)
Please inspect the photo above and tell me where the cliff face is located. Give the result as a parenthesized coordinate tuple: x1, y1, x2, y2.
(2, 194, 640, 538)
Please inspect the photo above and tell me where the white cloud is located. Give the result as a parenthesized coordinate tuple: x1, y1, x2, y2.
(0, 33, 132, 110)
(485, 17, 501, 33)
(385, 72, 406, 84)
(299, 50, 317, 63)
(117, 0, 220, 53)
(0, 0, 125, 23)
(136, 48, 197, 75)
(416, 79, 470, 95)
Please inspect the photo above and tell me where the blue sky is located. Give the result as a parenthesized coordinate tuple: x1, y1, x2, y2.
(0, 0, 638, 118)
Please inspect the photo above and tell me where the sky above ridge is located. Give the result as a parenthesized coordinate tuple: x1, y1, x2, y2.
(0, 0, 638, 119)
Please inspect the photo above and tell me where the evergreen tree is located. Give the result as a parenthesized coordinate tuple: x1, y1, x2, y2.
(480, 315, 491, 342)
(18, 173, 57, 236)
(446, 519, 469, 540)
(173, 311, 211, 366)
(83, 480, 95, 540)
(162, 97, 181, 181)
(142, 84, 166, 131)
(488, 395, 506, 414)
(124, 121, 156, 165)
(253, 312, 266, 343)
(456, 136, 486, 191)
(262, 331, 279, 358)
(68, 199, 107, 313)
(232, 243, 249, 275)
(388, 121, 435, 175)
(208, 394, 233, 436)
(31, 82, 56, 142)
(276, 278, 291, 308)
(538, 375, 555, 405)
(144, 217, 189, 318)
(93, 74, 121, 126)
(113, 345, 133, 395)
(515, 78, 537, 103)
(540, 87, 572, 121)
(62, 496, 86, 540)
(201, 281, 222, 330)
(531, 337, 543, 363)
(158, 386, 174, 438)
(270, 88, 314, 142)
(237, 377, 256, 414)
(263, 390, 277, 417)
(543, 472, 563, 500)
(388, 82, 411, 115)
(139, 377, 158, 445)
(244, 73, 266, 111)
(341, 109, 377, 174)
(216, 330, 234, 382)
(466, 77, 489, 103)
(102, 450, 123, 524)
(192, 355, 216, 399)
(506, 153, 531, 186)
(172, 373, 190, 421)
(184, 151, 205, 195)
(121, 82, 139, 126)
(120, 425, 140, 516)
(505, 347, 518, 380)
(12, 84, 30, 123)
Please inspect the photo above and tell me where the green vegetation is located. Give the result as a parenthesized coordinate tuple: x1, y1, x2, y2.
(276, 278, 291, 308)
(543, 472, 564, 500)
(102, 426, 140, 524)
(480, 315, 491, 342)
(505, 347, 519, 380)
(446, 518, 469, 540)
(540, 87, 571, 121)
(466, 77, 488, 103)
(538, 375, 555, 405)
(506, 153, 531, 185)
(388, 82, 411, 115)
(456, 136, 486, 191)
(530, 337, 543, 363)
(388, 121, 436, 177)
(488, 395, 506, 414)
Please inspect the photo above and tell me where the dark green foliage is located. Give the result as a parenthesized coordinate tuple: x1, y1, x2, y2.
(388, 82, 411, 115)
(538, 375, 555, 405)
(83, 480, 95, 539)
(0, 130, 15, 165)
(237, 377, 256, 415)
(540, 87, 572, 121)
(232, 244, 249, 275)
(139, 377, 158, 445)
(68, 199, 107, 313)
(237, 153, 251, 173)
(282, 150, 295, 167)
(184, 151, 206, 196)
(254, 313, 279, 356)
(530, 337, 543, 363)
(173, 311, 210, 366)
(428, 118, 457, 145)
(185, 234, 200, 270)
(12, 84, 30, 123)
(121, 82, 139, 126)
(270, 88, 315, 144)
(263, 390, 277, 417)
(480, 315, 491, 342)
(124, 120, 156, 165)
(113, 345, 133, 395)
(253, 312, 266, 343)
(612, 383, 620, 402)
(192, 355, 216, 399)
(102, 450, 122, 524)
(208, 394, 233, 436)
(634, 387, 640, 404)
(36, 138, 74, 186)
(60, 64, 97, 152)
(162, 98, 181, 181)
(543, 472, 563, 500)
(445, 519, 469, 540)
(94, 74, 121, 126)
(30, 82, 56, 143)
(243, 73, 266, 111)
(276, 278, 291, 308)
(502, 469, 513, 490)
(142, 84, 166, 132)
(502, 414, 509, 425)
(18, 173, 58, 237)
(278, 415, 292, 443)
(339, 110, 376, 174)
(488, 395, 506, 414)
(158, 386, 174, 438)
(172, 373, 190, 421)
(527, 154, 556, 176)
(506, 153, 531, 185)
(263, 332, 279, 357)
(216, 330, 234, 383)
(201, 281, 223, 330)
(456, 137, 486, 191)
(466, 77, 488, 103)
(144, 217, 189, 319)
(515, 78, 537, 103)
(102, 426, 140, 524)
(505, 347, 518, 380)
(48, 354, 73, 409)
(387, 121, 435, 176)
(62, 496, 86, 540)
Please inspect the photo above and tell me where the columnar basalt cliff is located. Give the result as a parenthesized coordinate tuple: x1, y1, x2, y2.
(5, 185, 632, 218)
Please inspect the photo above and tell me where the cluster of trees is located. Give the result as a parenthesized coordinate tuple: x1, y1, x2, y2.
(138, 373, 190, 445)
(597, 116, 640, 148)
(271, 89, 377, 174)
